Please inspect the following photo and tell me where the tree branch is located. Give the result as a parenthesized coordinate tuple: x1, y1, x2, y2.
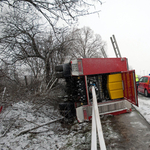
(17, 117, 64, 136)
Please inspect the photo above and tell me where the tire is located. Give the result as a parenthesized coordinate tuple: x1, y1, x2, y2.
(56, 72, 63, 78)
(59, 102, 74, 110)
(59, 102, 75, 118)
(55, 65, 63, 72)
(144, 89, 148, 97)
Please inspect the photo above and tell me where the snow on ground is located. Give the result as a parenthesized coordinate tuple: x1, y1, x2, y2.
(134, 94, 150, 124)
(0, 101, 93, 150)
(0, 101, 69, 150)
(0, 94, 150, 150)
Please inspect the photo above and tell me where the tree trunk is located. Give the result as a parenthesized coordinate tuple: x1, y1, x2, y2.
(45, 60, 50, 84)
(24, 76, 28, 86)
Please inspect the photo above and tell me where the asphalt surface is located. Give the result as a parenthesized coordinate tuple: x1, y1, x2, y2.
(104, 104, 150, 150)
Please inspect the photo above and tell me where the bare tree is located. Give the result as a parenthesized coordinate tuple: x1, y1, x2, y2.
(0, 9, 69, 84)
(67, 26, 106, 58)
(24, 57, 44, 79)
(0, 0, 102, 31)
(0, 0, 103, 86)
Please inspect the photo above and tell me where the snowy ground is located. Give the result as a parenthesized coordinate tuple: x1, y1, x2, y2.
(134, 94, 150, 124)
(0, 101, 93, 150)
(0, 94, 150, 150)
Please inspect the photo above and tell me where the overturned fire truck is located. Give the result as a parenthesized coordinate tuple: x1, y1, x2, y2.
(55, 57, 138, 122)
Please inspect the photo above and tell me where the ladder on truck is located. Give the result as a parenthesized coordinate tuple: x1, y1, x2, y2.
(102, 35, 121, 58)
(110, 35, 122, 58)
(101, 46, 107, 58)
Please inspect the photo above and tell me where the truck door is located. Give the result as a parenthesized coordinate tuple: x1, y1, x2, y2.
(121, 70, 138, 106)
(138, 77, 144, 93)
(140, 77, 148, 94)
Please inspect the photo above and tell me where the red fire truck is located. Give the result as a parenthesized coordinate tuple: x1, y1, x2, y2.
(55, 57, 138, 122)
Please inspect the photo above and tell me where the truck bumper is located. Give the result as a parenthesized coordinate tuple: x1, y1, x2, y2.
(76, 100, 131, 123)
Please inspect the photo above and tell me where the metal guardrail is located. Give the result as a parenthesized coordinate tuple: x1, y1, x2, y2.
(91, 86, 106, 150)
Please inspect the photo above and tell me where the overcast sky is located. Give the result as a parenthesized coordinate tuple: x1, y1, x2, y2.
(78, 0, 150, 76)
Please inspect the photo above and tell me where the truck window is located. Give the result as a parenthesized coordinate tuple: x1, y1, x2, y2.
(139, 77, 143, 82)
(143, 77, 148, 83)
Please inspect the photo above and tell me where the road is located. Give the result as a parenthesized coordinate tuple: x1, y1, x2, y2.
(103, 95, 150, 150)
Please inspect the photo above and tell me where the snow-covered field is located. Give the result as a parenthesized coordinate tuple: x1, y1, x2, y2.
(0, 94, 149, 150)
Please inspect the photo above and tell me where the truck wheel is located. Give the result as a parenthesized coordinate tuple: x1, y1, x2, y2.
(55, 65, 63, 72)
(59, 102, 75, 118)
(144, 89, 148, 97)
(56, 72, 63, 78)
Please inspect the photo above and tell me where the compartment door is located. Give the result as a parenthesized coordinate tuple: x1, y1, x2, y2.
(121, 70, 138, 106)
